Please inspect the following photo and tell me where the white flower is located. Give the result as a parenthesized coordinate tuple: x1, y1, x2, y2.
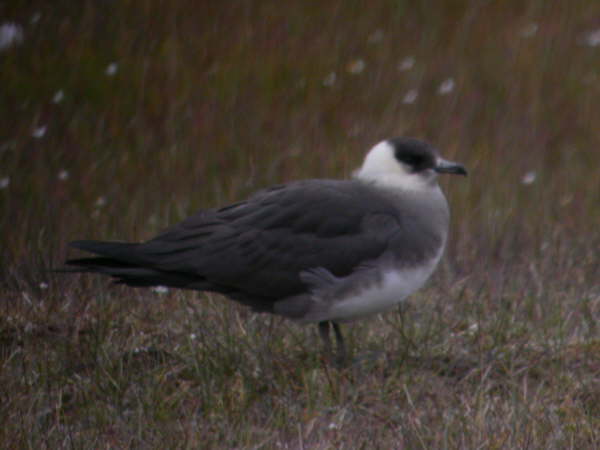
(189, 333, 197, 340)
(32, 125, 47, 139)
(398, 56, 415, 71)
(368, 29, 384, 44)
(584, 29, 600, 47)
(52, 90, 64, 104)
(467, 323, 478, 334)
(347, 59, 366, 74)
(520, 23, 538, 38)
(438, 78, 455, 95)
(39, 282, 49, 290)
(0, 23, 24, 51)
(95, 196, 107, 207)
(105, 62, 118, 76)
(323, 72, 336, 87)
(152, 286, 169, 294)
(402, 89, 418, 104)
(0, 177, 9, 189)
(58, 170, 69, 181)
(521, 171, 537, 185)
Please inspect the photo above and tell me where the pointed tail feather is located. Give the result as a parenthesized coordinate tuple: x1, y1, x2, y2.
(63, 240, 201, 289)
(69, 240, 141, 260)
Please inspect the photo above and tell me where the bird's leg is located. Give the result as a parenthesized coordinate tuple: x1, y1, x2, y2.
(318, 321, 333, 358)
(319, 321, 347, 364)
(332, 322, 347, 364)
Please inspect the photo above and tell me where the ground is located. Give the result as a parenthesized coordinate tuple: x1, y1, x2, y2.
(1, 1, 599, 448)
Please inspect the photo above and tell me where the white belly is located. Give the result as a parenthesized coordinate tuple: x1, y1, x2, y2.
(326, 253, 442, 323)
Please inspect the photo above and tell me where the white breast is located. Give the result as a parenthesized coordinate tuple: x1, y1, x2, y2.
(325, 248, 444, 323)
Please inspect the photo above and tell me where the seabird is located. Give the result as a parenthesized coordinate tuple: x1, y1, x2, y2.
(65, 137, 467, 361)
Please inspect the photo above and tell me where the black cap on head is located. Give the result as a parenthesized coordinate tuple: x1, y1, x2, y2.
(388, 137, 438, 173)
(388, 137, 467, 176)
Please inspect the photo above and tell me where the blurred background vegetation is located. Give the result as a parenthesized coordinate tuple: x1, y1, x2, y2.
(1, 0, 599, 448)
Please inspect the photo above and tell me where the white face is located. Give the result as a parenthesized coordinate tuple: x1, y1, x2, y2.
(354, 141, 438, 191)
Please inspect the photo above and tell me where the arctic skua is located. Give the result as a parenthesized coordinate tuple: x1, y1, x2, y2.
(66, 137, 467, 361)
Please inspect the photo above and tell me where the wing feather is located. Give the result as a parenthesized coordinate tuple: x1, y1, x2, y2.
(68, 180, 407, 304)
(132, 180, 402, 299)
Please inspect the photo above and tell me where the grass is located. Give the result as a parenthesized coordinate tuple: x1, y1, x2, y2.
(1, 0, 599, 448)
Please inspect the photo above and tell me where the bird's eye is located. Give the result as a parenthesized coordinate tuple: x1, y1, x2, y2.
(404, 154, 423, 166)
(396, 151, 425, 168)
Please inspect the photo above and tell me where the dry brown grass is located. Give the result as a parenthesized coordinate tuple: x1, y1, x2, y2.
(1, 0, 599, 448)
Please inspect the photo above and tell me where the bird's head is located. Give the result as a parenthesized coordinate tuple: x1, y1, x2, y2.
(355, 137, 467, 191)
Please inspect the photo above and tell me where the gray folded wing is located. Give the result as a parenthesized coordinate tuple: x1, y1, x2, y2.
(68, 179, 417, 310)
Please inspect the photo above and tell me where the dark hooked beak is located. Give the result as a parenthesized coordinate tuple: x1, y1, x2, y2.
(434, 158, 468, 176)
